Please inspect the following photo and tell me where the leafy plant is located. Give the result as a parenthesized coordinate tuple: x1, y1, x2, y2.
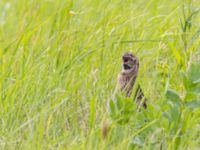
(164, 62, 200, 149)
(109, 94, 137, 125)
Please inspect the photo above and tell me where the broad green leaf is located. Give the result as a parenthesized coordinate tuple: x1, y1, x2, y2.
(166, 89, 182, 106)
(188, 86, 200, 95)
(170, 105, 181, 123)
(163, 111, 172, 123)
(185, 100, 200, 109)
(188, 63, 200, 84)
(116, 96, 124, 110)
(184, 63, 200, 94)
(124, 98, 136, 112)
(192, 78, 200, 84)
(185, 92, 199, 100)
(116, 115, 130, 125)
(180, 71, 189, 90)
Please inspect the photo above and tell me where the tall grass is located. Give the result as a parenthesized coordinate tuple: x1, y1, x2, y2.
(0, 0, 200, 149)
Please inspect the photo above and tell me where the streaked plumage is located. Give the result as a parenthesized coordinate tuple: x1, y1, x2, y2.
(117, 52, 147, 109)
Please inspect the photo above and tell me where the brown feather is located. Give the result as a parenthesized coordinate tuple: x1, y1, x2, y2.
(117, 52, 147, 109)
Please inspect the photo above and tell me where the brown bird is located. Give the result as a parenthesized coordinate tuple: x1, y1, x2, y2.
(117, 52, 147, 109)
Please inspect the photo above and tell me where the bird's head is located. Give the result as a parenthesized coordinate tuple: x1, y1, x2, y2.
(122, 52, 139, 74)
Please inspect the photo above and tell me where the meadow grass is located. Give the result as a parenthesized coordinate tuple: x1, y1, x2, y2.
(0, 0, 200, 149)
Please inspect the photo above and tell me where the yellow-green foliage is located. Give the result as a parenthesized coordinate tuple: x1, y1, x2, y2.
(0, 0, 200, 149)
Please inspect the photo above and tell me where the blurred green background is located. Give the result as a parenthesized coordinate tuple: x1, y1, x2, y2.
(0, 0, 200, 149)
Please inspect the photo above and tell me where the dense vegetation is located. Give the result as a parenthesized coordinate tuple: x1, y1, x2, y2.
(0, 0, 200, 149)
